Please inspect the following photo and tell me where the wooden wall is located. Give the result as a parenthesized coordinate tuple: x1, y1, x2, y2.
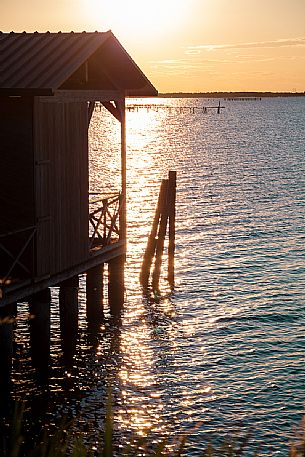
(0, 97, 35, 277)
(34, 99, 89, 277)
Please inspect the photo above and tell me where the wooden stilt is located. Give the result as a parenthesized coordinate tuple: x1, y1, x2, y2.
(167, 171, 177, 289)
(141, 171, 177, 292)
(140, 179, 167, 287)
(86, 264, 104, 324)
(152, 179, 169, 291)
(119, 96, 127, 244)
(59, 276, 79, 368)
(28, 288, 51, 382)
(108, 255, 124, 316)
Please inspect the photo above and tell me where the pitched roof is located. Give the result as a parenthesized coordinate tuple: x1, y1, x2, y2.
(0, 31, 157, 96)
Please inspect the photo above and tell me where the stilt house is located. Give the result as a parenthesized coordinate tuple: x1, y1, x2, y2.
(0, 31, 157, 306)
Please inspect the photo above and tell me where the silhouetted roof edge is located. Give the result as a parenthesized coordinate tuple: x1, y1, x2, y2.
(0, 31, 158, 97)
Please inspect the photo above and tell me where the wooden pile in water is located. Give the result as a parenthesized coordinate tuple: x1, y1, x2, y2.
(140, 171, 176, 292)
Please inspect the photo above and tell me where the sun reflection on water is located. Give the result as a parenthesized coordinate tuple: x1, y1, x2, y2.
(8, 97, 305, 454)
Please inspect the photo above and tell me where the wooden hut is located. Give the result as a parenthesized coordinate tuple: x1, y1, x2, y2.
(0, 31, 157, 307)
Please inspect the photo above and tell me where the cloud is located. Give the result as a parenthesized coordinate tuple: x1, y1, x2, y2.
(150, 55, 278, 71)
(149, 58, 215, 76)
(185, 37, 305, 52)
(149, 37, 305, 77)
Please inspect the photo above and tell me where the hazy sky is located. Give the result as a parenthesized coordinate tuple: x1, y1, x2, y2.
(2, 0, 305, 92)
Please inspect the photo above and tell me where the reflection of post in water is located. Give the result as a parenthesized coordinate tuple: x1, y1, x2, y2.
(0, 303, 14, 412)
(59, 276, 79, 369)
(140, 171, 177, 292)
(86, 264, 104, 326)
(28, 288, 51, 383)
(108, 255, 125, 317)
(86, 258, 125, 327)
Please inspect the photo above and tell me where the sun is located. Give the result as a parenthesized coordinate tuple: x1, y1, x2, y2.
(85, 0, 189, 41)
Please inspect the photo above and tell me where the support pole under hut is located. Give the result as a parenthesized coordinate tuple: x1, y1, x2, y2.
(107, 95, 126, 316)
(108, 93, 127, 317)
(85, 95, 127, 319)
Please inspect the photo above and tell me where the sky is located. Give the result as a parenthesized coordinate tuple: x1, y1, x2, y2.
(2, 0, 305, 93)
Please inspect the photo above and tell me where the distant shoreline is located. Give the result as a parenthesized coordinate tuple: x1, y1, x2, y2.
(158, 91, 305, 98)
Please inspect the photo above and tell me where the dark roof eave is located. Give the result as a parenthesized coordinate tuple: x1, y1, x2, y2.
(0, 87, 158, 98)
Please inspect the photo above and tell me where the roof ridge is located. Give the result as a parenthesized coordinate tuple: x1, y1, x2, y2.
(0, 30, 112, 35)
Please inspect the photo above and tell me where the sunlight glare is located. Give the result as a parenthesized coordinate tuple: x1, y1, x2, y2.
(86, 0, 189, 40)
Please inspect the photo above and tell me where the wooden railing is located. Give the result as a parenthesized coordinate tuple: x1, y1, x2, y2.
(0, 226, 36, 292)
(89, 193, 123, 249)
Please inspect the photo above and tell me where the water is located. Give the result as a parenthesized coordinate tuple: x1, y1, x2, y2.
(9, 96, 305, 455)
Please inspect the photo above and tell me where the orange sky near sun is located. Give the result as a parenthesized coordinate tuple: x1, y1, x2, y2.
(2, 0, 305, 92)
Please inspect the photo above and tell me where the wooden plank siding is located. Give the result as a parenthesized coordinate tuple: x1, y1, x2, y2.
(0, 97, 35, 278)
(34, 99, 89, 276)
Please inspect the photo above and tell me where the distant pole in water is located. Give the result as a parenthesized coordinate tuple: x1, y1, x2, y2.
(217, 100, 221, 114)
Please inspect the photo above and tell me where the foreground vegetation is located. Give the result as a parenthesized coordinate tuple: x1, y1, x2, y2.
(1, 401, 305, 457)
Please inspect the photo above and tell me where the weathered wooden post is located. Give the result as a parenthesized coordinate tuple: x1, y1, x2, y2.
(141, 171, 177, 291)
(152, 179, 169, 291)
(86, 264, 104, 324)
(167, 171, 177, 288)
(140, 180, 167, 287)
(59, 276, 79, 368)
(107, 95, 126, 316)
(119, 95, 127, 243)
(108, 256, 125, 316)
(28, 288, 51, 381)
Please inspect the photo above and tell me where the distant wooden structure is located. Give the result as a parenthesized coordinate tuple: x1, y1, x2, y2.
(126, 101, 225, 114)
(0, 30, 157, 386)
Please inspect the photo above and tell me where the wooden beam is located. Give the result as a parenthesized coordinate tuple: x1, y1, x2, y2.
(88, 101, 95, 125)
(0, 242, 125, 307)
(41, 90, 121, 102)
(102, 101, 122, 122)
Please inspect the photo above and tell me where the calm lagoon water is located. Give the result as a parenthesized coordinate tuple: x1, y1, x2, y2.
(10, 97, 305, 455)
